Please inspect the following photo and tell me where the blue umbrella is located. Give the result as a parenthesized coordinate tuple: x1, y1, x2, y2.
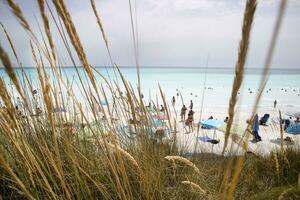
(200, 119, 225, 129)
(53, 107, 66, 113)
(149, 116, 164, 127)
(286, 123, 300, 134)
(146, 107, 156, 113)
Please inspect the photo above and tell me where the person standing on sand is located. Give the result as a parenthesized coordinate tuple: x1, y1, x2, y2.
(189, 100, 193, 110)
(180, 105, 187, 122)
(274, 100, 277, 108)
(185, 109, 195, 133)
(251, 114, 262, 142)
(172, 96, 175, 107)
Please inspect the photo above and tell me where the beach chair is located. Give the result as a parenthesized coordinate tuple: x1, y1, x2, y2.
(284, 119, 291, 130)
(259, 114, 270, 125)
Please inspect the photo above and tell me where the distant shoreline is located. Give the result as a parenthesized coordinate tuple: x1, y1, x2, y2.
(0, 66, 300, 75)
(1, 66, 300, 71)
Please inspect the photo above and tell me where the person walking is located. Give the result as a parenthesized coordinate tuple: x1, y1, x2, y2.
(251, 114, 262, 142)
(274, 100, 277, 108)
(172, 96, 175, 107)
(185, 109, 195, 133)
(180, 105, 187, 122)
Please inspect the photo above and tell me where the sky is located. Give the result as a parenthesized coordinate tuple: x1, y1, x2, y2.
(0, 0, 300, 68)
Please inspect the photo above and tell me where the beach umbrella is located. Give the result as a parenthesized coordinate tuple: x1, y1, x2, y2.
(53, 106, 66, 113)
(286, 123, 300, 134)
(285, 111, 300, 118)
(149, 116, 164, 127)
(146, 107, 156, 113)
(200, 119, 225, 129)
(154, 113, 168, 120)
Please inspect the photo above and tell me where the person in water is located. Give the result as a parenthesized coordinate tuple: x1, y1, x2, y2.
(189, 100, 193, 110)
(274, 100, 277, 108)
(180, 105, 187, 122)
(172, 96, 175, 107)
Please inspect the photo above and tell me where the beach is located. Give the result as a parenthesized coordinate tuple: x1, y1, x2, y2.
(1, 67, 300, 155)
(1, 0, 300, 198)
(172, 106, 300, 155)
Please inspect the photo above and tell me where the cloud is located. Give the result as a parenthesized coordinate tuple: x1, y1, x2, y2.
(0, 0, 299, 68)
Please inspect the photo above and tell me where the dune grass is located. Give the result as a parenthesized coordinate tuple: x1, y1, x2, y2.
(0, 0, 299, 199)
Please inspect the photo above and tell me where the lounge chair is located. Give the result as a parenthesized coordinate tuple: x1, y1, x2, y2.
(259, 114, 270, 125)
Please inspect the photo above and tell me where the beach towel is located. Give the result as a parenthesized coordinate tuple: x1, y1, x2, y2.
(198, 136, 220, 144)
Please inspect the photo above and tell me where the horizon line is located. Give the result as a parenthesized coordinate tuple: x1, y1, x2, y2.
(1, 66, 300, 70)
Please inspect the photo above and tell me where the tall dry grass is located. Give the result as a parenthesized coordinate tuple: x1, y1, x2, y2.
(222, 1, 288, 200)
(222, 0, 257, 154)
(0, 0, 299, 200)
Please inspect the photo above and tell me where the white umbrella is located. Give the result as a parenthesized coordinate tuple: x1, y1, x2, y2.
(285, 111, 300, 118)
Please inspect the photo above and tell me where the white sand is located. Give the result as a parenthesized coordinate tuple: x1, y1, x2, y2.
(169, 105, 300, 156)
(74, 96, 300, 156)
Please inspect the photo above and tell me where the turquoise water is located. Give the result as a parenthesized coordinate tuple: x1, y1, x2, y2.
(0, 67, 300, 109)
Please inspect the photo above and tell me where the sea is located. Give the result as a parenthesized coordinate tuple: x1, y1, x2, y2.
(0, 67, 300, 113)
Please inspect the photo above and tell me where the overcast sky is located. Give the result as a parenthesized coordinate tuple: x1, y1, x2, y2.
(0, 0, 300, 68)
